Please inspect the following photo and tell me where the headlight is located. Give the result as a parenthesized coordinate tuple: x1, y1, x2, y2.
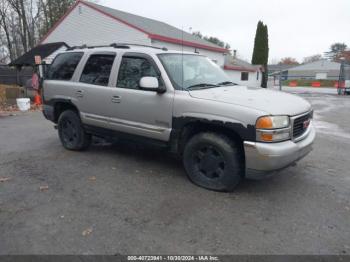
(256, 116, 291, 142)
(256, 116, 290, 129)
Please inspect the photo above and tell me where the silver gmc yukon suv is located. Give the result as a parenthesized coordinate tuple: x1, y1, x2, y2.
(42, 43, 316, 191)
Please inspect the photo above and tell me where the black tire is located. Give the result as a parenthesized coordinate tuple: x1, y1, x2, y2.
(57, 110, 91, 151)
(183, 132, 243, 192)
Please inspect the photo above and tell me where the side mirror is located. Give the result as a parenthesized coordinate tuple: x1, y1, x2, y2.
(139, 76, 165, 93)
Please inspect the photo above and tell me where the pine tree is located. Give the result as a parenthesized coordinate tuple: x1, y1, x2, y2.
(252, 21, 269, 88)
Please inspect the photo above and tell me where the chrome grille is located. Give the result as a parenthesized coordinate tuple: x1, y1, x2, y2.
(293, 112, 312, 139)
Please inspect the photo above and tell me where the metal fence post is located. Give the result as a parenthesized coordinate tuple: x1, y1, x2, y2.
(279, 73, 282, 91)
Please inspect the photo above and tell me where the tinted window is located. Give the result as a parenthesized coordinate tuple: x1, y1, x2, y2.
(47, 52, 83, 80)
(80, 54, 115, 86)
(117, 57, 159, 89)
(241, 72, 249, 81)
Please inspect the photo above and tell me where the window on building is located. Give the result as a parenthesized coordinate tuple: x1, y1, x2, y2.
(80, 54, 115, 86)
(47, 52, 83, 80)
(241, 72, 249, 81)
(117, 56, 160, 89)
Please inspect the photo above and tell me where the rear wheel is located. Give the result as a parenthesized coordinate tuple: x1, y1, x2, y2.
(57, 110, 91, 151)
(183, 132, 243, 192)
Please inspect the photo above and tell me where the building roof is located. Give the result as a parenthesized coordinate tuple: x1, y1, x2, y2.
(9, 42, 69, 67)
(287, 60, 341, 71)
(40, 1, 228, 53)
(224, 55, 259, 72)
(268, 64, 295, 72)
(64, 45, 195, 55)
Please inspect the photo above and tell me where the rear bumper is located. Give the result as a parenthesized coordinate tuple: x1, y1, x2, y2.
(42, 104, 55, 122)
(244, 123, 316, 179)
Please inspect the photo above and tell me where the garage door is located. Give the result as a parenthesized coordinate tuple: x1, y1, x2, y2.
(315, 72, 327, 79)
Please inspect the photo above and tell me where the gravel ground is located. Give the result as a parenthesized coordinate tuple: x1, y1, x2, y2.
(0, 90, 349, 255)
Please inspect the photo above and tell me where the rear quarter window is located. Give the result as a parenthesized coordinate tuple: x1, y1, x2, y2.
(80, 54, 115, 86)
(47, 52, 83, 80)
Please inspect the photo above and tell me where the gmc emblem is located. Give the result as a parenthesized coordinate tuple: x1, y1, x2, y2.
(303, 119, 311, 129)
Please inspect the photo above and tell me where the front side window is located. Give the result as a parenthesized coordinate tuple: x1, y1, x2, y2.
(117, 56, 159, 89)
(241, 72, 249, 81)
(80, 54, 115, 86)
(47, 52, 83, 80)
(158, 54, 231, 90)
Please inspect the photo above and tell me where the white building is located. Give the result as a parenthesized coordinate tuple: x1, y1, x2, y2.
(286, 60, 341, 80)
(224, 54, 262, 86)
(40, 0, 261, 86)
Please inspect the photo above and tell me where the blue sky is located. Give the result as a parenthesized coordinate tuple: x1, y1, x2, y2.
(100, 0, 350, 63)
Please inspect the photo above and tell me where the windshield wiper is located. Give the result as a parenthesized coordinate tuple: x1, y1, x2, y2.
(217, 81, 238, 86)
(186, 83, 219, 90)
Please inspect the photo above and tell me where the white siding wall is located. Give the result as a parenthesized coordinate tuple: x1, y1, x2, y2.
(225, 70, 261, 87)
(41, 3, 262, 87)
(151, 40, 226, 67)
(42, 3, 150, 46)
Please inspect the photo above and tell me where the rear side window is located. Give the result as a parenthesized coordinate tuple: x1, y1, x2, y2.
(47, 52, 83, 80)
(80, 54, 115, 86)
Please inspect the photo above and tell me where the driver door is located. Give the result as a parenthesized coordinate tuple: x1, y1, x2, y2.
(108, 53, 174, 141)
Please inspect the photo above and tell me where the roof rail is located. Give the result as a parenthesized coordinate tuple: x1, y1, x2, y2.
(114, 43, 168, 51)
(66, 44, 130, 51)
(66, 43, 168, 51)
(66, 44, 88, 51)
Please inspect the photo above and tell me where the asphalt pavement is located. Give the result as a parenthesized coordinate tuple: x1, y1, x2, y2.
(0, 90, 349, 255)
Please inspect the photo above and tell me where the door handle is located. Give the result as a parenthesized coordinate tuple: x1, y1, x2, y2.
(76, 90, 84, 98)
(111, 95, 121, 103)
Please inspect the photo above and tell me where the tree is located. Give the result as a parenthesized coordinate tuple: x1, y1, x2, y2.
(324, 43, 347, 61)
(192, 31, 203, 39)
(335, 50, 350, 63)
(279, 57, 299, 65)
(38, 0, 76, 38)
(192, 31, 231, 49)
(0, 0, 15, 61)
(303, 54, 322, 64)
(251, 21, 269, 88)
(0, 0, 98, 63)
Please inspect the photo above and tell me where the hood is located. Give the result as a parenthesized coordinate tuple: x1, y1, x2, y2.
(189, 86, 311, 116)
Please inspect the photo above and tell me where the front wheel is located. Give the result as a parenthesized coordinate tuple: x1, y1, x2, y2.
(57, 110, 91, 151)
(183, 132, 243, 192)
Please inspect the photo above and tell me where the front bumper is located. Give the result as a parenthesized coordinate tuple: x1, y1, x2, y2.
(244, 123, 316, 179)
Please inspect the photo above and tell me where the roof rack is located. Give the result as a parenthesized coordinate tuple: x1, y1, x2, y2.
(115, 43, 168, 51)
(66, 43, 130, 51)
(66, 43, 168, 51)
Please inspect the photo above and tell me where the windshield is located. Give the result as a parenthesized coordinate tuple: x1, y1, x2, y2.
(158, 54, 234, 90)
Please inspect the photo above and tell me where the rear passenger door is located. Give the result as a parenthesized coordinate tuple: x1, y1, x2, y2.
(74, 52, 117, 129)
